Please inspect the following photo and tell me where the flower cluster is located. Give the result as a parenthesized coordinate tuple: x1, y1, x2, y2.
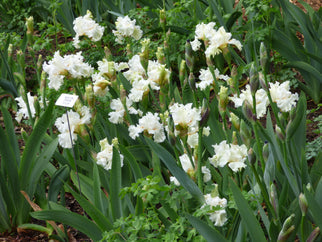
(209, 140, 248, 172)
(124, 55, 170, 102)
(191, 22, 242, 58)
(73, 10, 105, 48)
(43, 51, 93, 90)
(230, 81, 299, 118)
(96, 138, 124, 171)
(54, 106, 91, 148)
(112, 16, 143, 44)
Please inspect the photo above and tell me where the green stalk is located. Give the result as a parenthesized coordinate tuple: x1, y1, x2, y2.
(197, 128, 203, 191)
(249, 162, 276, 220)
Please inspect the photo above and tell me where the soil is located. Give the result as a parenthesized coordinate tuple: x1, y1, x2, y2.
(0, 1, 321, 241)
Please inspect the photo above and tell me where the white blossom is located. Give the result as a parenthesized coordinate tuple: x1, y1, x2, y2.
(202, 166, 212, 182)
(15, 92, 36, 123)
(96, 138, 124, 171)
(92, 73, 110, 96)
(197, 67, 230, 90)
(128, 112, 165, 143)
(169, 103, 201, 133)
(229, 84, 269, 119)
(205, 26, 242, 58)
(108, 98, 139, 124)
(112, 16, 143, 44)
(209, 140, 248, 172)
(201, 193, 227, 227)
(54, 106, 91, 148)
(73, 11, 105, 48)
(43, 51, 93, 90)
(269, 81, 299, 112)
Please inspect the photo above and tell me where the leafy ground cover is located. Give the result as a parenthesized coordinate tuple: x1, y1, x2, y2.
(0, 0, 321, 241)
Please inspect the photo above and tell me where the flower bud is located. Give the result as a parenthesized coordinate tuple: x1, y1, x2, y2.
(167, 115, 176, 146)
(277, 214, 295, 242)
(156, 47, 165, 64)
(179, 60, 187, 86)
(262, 141, 269, 162)
(218, 85, 228, 114)
(85, 84, 95, 109)
(248, 148, 256, 164)
(140, 38, 150, 73)
(200, 98, 210, 127)
(240, 120, 252, 148)
(25, 16, 34, 35)
(230, 112, 240, 131)
(275, 124, 284, 141)
(188, 72, 196, 90)
(126, 44, 132, 58)
(270, 183, 279, 215)
(37, 54, 43, 71)
(242, 100, 256, 122)
(185, 40, 195, 72)
(159, 9, 166, 31)
(299, 193, 308, 216)
(249, 63, 259, 95)
(21, 128, 29, 143)
(259, 72, 268, 91)
(260, 42, 268, 73)
(306, 227, 320, 242)
(112, 137, 119, 148)
(40, 71, 46, 96)
(8, 44, 13, 57)
(232, 131, 238, 145)
(306, 183, 313, 192)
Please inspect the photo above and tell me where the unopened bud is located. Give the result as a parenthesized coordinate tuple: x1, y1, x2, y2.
(242, 100, 256, 122)
(159, 9, 166, 30)
(218, 85, 228, 114)
(25, 16, 34, 34)
(179, 60, 186, 85)
(167, 115, 176, 145)
(262, 141, 269, 161)
(156, 47, 165, 64)
(112, 137, 119, 148)
(200, 98, 210, 127)
(185, 40, 194, 72)
(260, 42, 268, 73)
(306, 227, 320, 242)
(306, 183, 313, 192)
(240, 120, 252, 148)
(275, 124, 284, 140)
(277, 214, 295, 242)
(8, 44, 13, 57)
(85, 84, 95, 108)
(248, 148, 256, 164)
(21, 128, 29, 142)
(188, 72, 196, 90)
(232, 131, 238, 145)
(230, 112, 240, 131)
(126, 44, 132, 58)
(259, 72, 268, 91)
(140, 38, 150, 73)
(270, 183, 279, 215)
(299, 193, 308, 216)
(249, 63, 259, 95)
(37, 54, 43, 70)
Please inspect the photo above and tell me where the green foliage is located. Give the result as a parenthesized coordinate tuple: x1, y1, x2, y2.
(0, 102, 57, 232)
